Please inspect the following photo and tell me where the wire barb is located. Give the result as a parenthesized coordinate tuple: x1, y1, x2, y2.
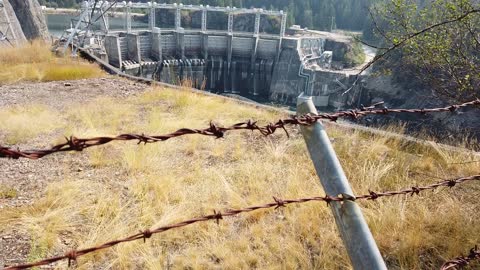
(212, 210, 223, 225)
(323, 195, 335, 206)
(368, 190, 379, 200)
(411, 186, 421, 196)
(141, 229, 153, 243)
(273, 196, 286, 209)
(65, 250, 77, 267)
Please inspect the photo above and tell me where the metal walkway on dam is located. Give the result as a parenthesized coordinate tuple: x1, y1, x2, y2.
(65, 1, 353, 107)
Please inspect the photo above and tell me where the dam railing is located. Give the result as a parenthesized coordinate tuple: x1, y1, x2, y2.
(99, 1, 286, 36)
(64, 1, 287, 50)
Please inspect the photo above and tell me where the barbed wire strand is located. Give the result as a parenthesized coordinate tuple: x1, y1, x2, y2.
(1, 99, 479, 160)
(441, 246, 480, 270)
(4, 174, 479, 270)
(449, 160, 480, 165)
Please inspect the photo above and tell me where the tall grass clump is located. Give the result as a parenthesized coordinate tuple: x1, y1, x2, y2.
(0, 104, 64, 144)
(0, 40, 104, 84)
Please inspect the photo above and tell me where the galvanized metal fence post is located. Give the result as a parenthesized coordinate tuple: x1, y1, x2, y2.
(297, 93, 387, 270)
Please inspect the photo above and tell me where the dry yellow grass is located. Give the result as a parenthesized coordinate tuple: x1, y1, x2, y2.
(0, 41, 104, 84)
(0, 86, 479, 269)
(0, 104, 64, 144)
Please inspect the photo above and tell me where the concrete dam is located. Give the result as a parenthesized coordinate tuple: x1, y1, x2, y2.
(68, 1, 355, 107)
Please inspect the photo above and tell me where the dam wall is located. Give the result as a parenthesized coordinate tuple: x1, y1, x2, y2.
(78, 2, 348, 107)
(104, 28, 287, 96)
(103, 28, 330, 99)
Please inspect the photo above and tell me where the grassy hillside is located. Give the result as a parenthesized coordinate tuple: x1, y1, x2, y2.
(0, 83, 479, 269)
(0, 41, 104, 84)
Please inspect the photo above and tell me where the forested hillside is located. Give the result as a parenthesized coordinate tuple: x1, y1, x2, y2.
(39, 0, 378, 31)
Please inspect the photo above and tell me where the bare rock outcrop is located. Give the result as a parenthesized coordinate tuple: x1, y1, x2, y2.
(0, 0, 27, 45)
(8, 0, 49, 40)
(357, 75, 480, 146)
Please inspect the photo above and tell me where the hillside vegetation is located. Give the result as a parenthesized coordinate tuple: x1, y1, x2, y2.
(0, 41, 104, 84)
(0, 81, 479, 269)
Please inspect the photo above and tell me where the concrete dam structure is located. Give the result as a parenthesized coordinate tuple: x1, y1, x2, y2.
(69, 1, 352, 107)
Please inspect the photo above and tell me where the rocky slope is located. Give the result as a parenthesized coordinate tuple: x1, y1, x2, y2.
(9, 0, 49, 40)
(357, 75, 480, 147)
(0, 0, 48, 46)
(0, 0, 27, 44)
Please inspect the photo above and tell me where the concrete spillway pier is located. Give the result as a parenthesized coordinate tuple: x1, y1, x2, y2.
(73, 1, 354, 107)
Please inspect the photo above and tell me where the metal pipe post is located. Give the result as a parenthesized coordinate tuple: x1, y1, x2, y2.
(297, 94, 387, 270)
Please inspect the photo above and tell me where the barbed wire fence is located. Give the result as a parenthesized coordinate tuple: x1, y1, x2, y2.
(441, 246, 480, 270)
(1, 99, 480, 269)
(4, 175, 480, 270)
(1, 99, 479, 160)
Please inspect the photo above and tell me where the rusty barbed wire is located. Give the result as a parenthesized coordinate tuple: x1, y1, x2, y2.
(441, 246, 480, 270)
(4, 174, 479, 270)
(449, 160, 480, 165)
(1, 99, 479, 160)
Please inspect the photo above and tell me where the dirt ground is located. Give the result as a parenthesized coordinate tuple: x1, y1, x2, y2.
(0, 77, 148, 267)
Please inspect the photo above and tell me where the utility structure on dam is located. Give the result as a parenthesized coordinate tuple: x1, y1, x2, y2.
(66, 1, 361, 107)
(0, 0, 18, 45)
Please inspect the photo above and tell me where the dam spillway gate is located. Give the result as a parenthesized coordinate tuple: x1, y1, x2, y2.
(68, 1, 341, 105)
